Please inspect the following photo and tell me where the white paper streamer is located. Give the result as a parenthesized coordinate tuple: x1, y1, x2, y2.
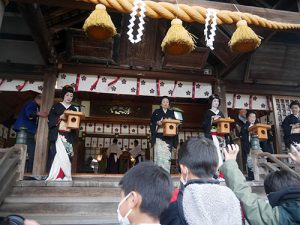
(204, 8, 218, 50)
(127, 0, 146, 44)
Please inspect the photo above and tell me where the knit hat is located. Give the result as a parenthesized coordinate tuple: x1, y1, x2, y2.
(183, 183, 242, 225)
(61, 85, 74, 99)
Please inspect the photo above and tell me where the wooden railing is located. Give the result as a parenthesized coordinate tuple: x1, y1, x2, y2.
(0, 144, 27, 204)
(252, 150, 300, 181)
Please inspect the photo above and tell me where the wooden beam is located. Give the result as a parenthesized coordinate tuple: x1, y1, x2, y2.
(218, 52, 248, 79)
(44, 8, 74, 21)
(219, 30, 278, 79)
(273, 0, 289, 10)
(11, 0, 300, 24)
(227, 0, 239, 4)
(225, 80, 300, 96)
(32, 68, 57, 175)
(219, 0, 287, 79)
(0, 62, 45, 79)
(252, 0, 272, 8)
(0, 33, 34, 41)
(193, 25, 237, 67)
(0, 0, 5, 30)
(12, 0, 94, 9)
(16, 3, 57, 64)
(60, 63, 217, 82)
(50, 12, 88, 33)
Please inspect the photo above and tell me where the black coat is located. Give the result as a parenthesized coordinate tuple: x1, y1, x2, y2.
(202, 109, 224, 139)
(282, 114, 300, 148)
(150, 108, 178, 148)
(160, 182, 186, 225)
(240, 122, 252, 156)
(48, 102, 77, 143)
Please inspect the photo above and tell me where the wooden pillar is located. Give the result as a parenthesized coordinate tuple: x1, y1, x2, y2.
(214, 79, 228, 117)
(0, 0, 8, 29)
(32, 69, 56, 175)
(271, 96, 282, 154)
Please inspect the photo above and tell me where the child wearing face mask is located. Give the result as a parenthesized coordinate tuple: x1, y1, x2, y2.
(117, 161, 173, 225)
(160, 137, 243, 225)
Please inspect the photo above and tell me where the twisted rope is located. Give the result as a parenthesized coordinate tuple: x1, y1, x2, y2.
(80, 0, 300, 29)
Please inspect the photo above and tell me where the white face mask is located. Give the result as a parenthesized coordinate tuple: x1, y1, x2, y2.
(117, 192, 133, 225)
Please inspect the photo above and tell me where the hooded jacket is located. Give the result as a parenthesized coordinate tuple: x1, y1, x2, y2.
(221, 160, 300, 225)
(160, 179, 243, 225)
(183, 181, 242, 225)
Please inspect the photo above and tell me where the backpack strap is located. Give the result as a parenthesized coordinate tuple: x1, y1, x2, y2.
(177, 188, 188, 225)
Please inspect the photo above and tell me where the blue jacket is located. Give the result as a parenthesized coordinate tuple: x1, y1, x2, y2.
(14, 100, 39, 135)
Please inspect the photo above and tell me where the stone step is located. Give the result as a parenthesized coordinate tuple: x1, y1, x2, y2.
(0, 213, 118, 225)
(4, 196, 119, 204)
(0, 175, 265, 225)
(0, 202, 117, 215)
(15, 180, 120, 188)
(18, 175, 181, 188)
(9, 187, 120, 197)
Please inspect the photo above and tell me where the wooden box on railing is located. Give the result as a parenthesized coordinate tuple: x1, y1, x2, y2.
(214, 118, 235, 134)
(248, 123, 271, 141)
(64, 111, 85, 129)
(162, 119, 180, 136)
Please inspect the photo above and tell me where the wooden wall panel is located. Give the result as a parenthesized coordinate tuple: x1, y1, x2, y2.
(66, 29, 114, 63)
(119, 16, 167, 69)
(162, 47, 210, 71)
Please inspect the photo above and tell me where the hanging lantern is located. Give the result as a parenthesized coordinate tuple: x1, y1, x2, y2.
(16, 127, 27, 145)
(229, 20, 261, 53)
(83, 4, 117, 40)
(161, 18, 195, 55)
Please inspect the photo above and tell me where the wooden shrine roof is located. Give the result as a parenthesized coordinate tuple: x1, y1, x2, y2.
(0, 0, 300, 95)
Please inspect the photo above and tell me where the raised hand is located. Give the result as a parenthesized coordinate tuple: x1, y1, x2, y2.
(224, 144, 240, 161)
(37, 111, 49, 118)
(212, 115, 221, 120)
(59, 114, 67, 121)
(157, 119, 163, 126)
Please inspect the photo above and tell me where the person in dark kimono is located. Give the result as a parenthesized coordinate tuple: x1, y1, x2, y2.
(202, 94, 227, 169)
(106, 138, 122, 174)
(150, 96, 178, 172)
(240, 111, 257, 180)
(235, 109, 247, 135)
(46, 85, 77, 181)
(282, 101, 300, 149)
(13, 94, 48, 172)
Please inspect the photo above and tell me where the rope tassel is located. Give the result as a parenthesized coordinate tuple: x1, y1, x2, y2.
(229, 20, 261, 53)
(83, 4, 117, 40)
(161, 18, 195, 55)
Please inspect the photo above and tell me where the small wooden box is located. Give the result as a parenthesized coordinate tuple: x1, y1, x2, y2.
(162, 119, 180, 137)
(214, 118, 235, 134)
(248, 123, 271, 141)
(64, 110, 85, 129)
